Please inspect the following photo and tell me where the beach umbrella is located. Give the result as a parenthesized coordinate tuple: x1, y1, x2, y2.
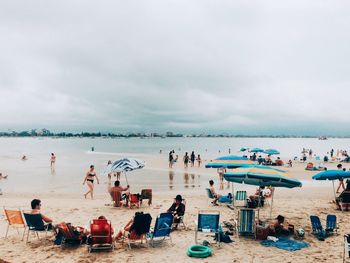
(107, 158, 145, 185)
(205, 155, 255, 169)
(312, 170, 350, 200)
(224, 166, 302, 218)
(264, 149, 280, 155)
(251, 148, 265, 153)
(240, 148, 248, 152)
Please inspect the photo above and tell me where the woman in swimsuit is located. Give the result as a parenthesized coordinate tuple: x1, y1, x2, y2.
(83, 165, 99, 199)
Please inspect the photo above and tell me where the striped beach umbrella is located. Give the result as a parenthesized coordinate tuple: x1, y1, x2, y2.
(106, 158, 145, 185)
(205, 155, 255, 169)
(224, 166, 302, 217)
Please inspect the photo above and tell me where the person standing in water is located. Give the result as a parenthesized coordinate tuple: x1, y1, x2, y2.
(197, 154, 202, 167)
(50, 153, 56, 170)
(183, 152, 189, 168)
(83, 165, 100, 199)
(190, 151, 195, 167)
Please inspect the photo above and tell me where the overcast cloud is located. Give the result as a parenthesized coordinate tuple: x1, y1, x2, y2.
(0, 0, 350, 135)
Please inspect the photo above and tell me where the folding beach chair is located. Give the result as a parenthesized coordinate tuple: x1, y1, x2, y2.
(234, 191, 247, 207)
(140, 189, 152, 206)
(238, 208, 256, 238)
(124, 213, 152, 249)
(310, 215, 323, 235)
(338, 192, 350, 211)
(326, 214, 338, 235)
(56, 222, 84, 247)
(110, 189, 123, 207)
(88, 219, 114, 252)
(195, 210, 221, 246)
(23, 213, 52, 243)
(3, 208, 26, 239)
(129, 194, 140, 209)
(205, 188, 215, 203)
(148, 213, 173, 247)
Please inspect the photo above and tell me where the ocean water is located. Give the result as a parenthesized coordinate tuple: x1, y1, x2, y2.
(0, 137, 346, 194)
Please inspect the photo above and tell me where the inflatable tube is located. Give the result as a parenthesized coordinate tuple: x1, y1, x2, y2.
(187, 245, 212, 258)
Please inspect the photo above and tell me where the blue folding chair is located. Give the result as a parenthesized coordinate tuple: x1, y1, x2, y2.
(23, 213, 52, 242)
(148, 213, 173, 247)
(195, 211, 220, 246)
(238, 208, 256, 238)
(310, 215, 323, 235)
(234, 191, 247, 207)
(326, 214, 338, 235)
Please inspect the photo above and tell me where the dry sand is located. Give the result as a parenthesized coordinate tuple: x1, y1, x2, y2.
(0, 158, 348, 263)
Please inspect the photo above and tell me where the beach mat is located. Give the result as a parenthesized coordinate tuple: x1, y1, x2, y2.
(260, 238, 310, 251)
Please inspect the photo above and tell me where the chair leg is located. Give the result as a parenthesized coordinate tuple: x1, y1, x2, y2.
(22, 227, 26, 241)
(5, 224, 9, 238)
(26, 229, 30, 243)
(36, 231, 40, 240)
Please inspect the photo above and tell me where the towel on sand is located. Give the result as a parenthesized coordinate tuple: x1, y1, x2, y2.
(261, 238, 310, 251)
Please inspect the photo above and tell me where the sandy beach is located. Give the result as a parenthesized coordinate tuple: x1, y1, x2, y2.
(0, 153, 348, 263)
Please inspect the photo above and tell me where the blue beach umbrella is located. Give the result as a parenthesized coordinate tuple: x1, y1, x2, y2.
(224, 166, 302, 217)
(312, 170, 350, 200)
(240, 148, 248, 152)
(264, 149, 280, 155)
(251, 148, 265, 153)
(205, 155, 256, 169)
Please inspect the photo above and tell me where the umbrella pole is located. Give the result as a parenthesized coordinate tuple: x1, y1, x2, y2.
(125, 171, 129, 186)
(332, 180, 336, 201)
(232, 182, 234, 206)
(270, 189, 274, 219)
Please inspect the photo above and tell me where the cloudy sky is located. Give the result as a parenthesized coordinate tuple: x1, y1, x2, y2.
(1, 1, 350, 135)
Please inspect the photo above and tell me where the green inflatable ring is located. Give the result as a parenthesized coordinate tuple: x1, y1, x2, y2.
(187, 245, 212, 258)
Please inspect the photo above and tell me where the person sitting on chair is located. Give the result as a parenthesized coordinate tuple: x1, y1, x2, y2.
(30, 199, 54, 230)
(115, 212, 144, 241)
(167, 194, 185, 230)
(109, 180, 130, 206)
(208, 180, 222, 205)
(336, 181, 350, 209)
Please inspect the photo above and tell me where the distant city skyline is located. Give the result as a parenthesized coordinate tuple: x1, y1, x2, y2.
(1, 1, 350, 135)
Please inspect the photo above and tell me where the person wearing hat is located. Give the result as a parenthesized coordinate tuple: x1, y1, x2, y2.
(167, 194, 186, 230)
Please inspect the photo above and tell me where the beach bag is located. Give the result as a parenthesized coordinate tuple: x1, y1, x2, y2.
(214, 231, 233, 243)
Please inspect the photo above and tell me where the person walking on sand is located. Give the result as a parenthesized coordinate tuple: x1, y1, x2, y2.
(183, 152, 189, 168)
(83, 165, 100, 199)
(50, 153, 56, 169)
(190, 151, 195, 167)
(336, 164, 345, 193)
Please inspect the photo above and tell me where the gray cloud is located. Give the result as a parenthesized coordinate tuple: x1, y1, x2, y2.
(0, 0, 350, 134)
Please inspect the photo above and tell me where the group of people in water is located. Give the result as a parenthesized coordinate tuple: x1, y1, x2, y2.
(168, 150, 202, 168)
